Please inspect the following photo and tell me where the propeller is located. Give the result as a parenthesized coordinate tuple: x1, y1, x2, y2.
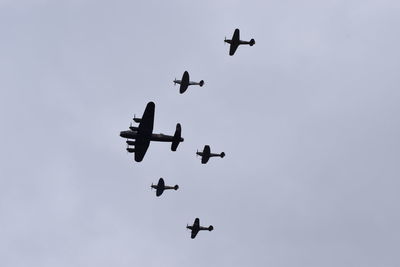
(151, 183, 154, 190)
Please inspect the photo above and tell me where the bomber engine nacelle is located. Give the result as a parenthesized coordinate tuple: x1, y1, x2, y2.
(199, 80, 204, 87)
(220, 152, 226, 158)
(129, 126, 139, 131)
(208, 225, 214, 231)
(133, 117, 142, 123)
(171, 123, 183, 151)
(126, 147, 135, 153)
(174, 185, 179, 190)
(126, 140, 136, 146)
(249, 39, 255, 46)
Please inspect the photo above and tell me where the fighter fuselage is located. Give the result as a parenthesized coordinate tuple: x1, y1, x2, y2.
(224, 39, 253, 45)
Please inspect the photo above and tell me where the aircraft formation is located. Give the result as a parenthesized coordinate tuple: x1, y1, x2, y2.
(119, 28, 255, 239)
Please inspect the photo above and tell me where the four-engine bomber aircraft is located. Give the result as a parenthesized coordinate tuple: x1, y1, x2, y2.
(174, 71, 204, 94)
(151, 178, 179, 197)
(224, 28, 255, 56)
(120, 101, 184, 162)
(187, 218, 214, 239)
(196, 145, 225, 164)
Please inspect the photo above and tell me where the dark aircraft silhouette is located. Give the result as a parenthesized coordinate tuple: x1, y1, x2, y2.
(119, 102, 184, 162)
(174, 71, 204, 94)
(196, 145, 225, 164)
(151, 178, 179, 197)
(186, 218, 214, 239)
(224, 28, 255, 56)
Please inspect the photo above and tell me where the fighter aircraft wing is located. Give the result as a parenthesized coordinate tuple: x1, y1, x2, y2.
(229, 29, 240, 56)
(194, 218, 200, 227)
(180, 71, 190, 94)
(232, 28, 240, 40)
(191, 228, 199, 239)
(134, 102, 155, 162)
(191, 218, 200, 239)
(229, 43, 239, 56)
(156, 178, 165, 197)
(201, 156, 210, 164)
(201, 145, 211, 164)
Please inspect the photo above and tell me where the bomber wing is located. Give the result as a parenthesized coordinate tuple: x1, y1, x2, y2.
(134, 102, 155, 162)
(138, 102, 155, 135)
(134, 138, 150, 162)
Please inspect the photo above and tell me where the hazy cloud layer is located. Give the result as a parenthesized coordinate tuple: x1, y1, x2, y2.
(1, 1, 399, 266)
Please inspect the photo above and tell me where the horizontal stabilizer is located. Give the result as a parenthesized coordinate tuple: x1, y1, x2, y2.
(171, 123, 183, 151)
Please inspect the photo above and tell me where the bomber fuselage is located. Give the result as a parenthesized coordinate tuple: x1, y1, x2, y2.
(120, 130, 183, 142)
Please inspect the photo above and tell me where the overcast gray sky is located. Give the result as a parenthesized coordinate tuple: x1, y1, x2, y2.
(1, 0, 400, 266)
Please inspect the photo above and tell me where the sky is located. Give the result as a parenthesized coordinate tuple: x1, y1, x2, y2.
(1, 0, 400, 266)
